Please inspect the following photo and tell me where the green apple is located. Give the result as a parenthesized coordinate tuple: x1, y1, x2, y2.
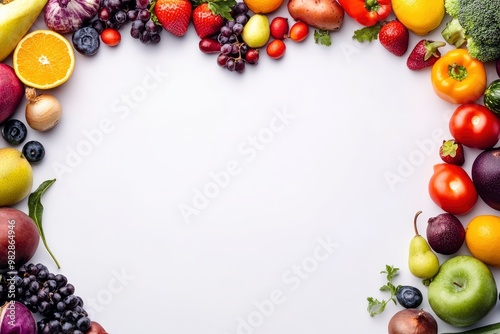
(0, 0, 48, 62)
(428, 255, 497, 327)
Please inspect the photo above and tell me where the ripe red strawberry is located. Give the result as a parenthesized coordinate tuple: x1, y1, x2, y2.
(407, 40, 446, 70)
(439, 139, 465, 166)
(379, 20, 409, 56)
(192, 2, 225, 39)
(153, 0, 192, 37)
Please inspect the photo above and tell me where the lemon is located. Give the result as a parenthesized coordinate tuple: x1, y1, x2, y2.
(243, 0, 283, 14)
(392, 0, 445, 36)
(0, 148, 33, 206)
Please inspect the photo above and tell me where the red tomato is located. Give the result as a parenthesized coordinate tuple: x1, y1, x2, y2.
(449, 103, 500, 149)
(428, 163, 478, 215)
(101, 28, 121, 47)
(266, 39, 286, 60)
(289, 22, 309, 42)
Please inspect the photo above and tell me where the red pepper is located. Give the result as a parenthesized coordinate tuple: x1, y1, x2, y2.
(338, 0, 392, 27)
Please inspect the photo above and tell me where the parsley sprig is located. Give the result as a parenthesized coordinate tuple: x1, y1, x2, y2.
(367, 265, 401, 316)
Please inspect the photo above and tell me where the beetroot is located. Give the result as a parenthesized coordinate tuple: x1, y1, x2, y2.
(472, 147, 500, 210)
(0, 64, 24, 124)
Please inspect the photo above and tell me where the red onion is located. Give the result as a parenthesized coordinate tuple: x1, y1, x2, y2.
(388, 309, 438, 334)
(44, 0, 100, 33)
(0, 301, 37, 334)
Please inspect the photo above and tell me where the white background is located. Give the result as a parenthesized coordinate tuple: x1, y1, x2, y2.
(4, 3, 500, 333)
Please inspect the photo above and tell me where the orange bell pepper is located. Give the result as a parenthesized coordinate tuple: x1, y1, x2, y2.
(431, 49, 487, 104)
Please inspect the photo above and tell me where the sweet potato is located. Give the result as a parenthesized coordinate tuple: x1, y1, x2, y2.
(287, 0, 344, 31)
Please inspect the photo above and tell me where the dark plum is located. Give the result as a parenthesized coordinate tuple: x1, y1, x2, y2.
(472, 147, 500, 211)
(2, 119, 27, 145)
(72, 26, 100, 56)
(396, 285, 423, 309)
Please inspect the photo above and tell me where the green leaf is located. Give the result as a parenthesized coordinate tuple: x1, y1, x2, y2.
(314, 29, 332, 46)
(353, 23, 382, 43)
(28, 179, 60, 269)
(207, 0, 237, 20)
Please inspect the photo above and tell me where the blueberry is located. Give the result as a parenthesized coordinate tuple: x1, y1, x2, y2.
(396, 285, 423, 308)
(2, 119, 27, 145)
(72, 26, 100, 56)
(22, 140, 45, 163)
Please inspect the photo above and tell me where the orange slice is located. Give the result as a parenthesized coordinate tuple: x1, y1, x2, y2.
(13, 30, 75, 90)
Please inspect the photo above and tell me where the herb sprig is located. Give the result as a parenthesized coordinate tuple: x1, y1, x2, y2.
(367, 265, 401, 316)
(28, 179, 60, 269)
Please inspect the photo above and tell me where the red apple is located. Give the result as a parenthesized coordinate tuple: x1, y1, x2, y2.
(0, 207, 40, 270)
(0, 63, 24, 124)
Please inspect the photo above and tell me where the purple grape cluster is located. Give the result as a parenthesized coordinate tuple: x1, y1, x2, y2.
(128, 0, 162, 44)
(216, 2, 258, 73)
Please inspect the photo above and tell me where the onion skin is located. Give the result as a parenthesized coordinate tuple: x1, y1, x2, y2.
(44, 0, 100, 33)
(388, 309, 438, 334)
(0, 301, 37, 334)
(25, 87, 62, 132)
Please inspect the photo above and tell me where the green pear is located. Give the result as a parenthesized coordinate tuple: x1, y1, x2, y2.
(408, 211, 440, 279)
(0, 0, 48, 62)
(241, 14, 270, 48)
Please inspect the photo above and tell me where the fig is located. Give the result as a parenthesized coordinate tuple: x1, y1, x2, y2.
(426, 213, 465, 255)
(0, 208, 40, 270)
(0, 301, 37, 334)
(0, 63, 24, 124)
(472, 147, 500, 211)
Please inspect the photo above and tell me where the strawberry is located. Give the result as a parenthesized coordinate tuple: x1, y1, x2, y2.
(378, 20, 409, 57)
(439, 139, 465, 166)
(406, 40, 446, 71)
(192, 2, 226, 39)
(153, 0, 192, 37)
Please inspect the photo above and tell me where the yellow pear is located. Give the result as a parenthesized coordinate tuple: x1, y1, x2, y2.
(241, 14, 270, 48)
(408, 211, 440, 279)
(0, 148, 33, 206)
(0, 0, 48, 62)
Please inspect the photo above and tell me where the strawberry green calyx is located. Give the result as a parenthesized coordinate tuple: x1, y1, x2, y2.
(441, 140, 459, 157)
(423, 40, 446, 61)
(191, 0, 236, 20)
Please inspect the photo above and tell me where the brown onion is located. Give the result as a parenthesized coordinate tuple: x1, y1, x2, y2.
(388, 309, 438, 334)
(25, 87, 62, 132)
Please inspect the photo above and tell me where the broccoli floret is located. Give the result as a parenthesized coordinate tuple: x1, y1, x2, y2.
(467, 39, 500, 62)
(444, 0, 459, 18)
(441, 0, 500, 62)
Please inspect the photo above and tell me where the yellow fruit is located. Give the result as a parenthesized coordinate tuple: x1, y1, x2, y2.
(0, 148, 33, 207)
(244, 0, 283, 14)
(465, 215, 500, 267)
(0, 0, 48, 62)
(13, 30, 75, 90)
(241, 14, 270, 48)
(391, 0, 445, 36)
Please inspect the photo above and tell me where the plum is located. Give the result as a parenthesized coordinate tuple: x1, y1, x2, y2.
(0, 63, 24, 124)
(0, 301, 37, 334)
(0, 208, 40, 270)
(472, 147, 500, 211)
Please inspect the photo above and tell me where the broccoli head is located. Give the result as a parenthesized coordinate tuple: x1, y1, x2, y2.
(441, 0, 500, 62)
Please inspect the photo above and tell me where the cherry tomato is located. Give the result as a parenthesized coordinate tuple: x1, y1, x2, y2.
(428, 163, 477, 215)
(449, 103, 500, 149)
(101, 28, 121, 47)
(289, 22, 309, 42)
(266, 39, 286, 60)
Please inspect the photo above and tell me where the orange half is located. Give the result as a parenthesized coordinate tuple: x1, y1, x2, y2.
(13, 30, 75, 90)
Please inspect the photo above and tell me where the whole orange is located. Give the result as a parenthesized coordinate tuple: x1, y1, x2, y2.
(465, 215, 500, 267)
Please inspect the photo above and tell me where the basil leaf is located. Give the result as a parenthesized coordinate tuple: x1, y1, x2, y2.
(28, 179, 60, 269)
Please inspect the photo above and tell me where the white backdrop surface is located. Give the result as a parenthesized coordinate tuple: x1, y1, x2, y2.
(4, 4, 500, 333)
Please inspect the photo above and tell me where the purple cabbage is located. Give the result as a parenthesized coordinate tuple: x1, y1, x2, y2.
(44, 0, 100, 33)
(0, 301, 37, 334)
